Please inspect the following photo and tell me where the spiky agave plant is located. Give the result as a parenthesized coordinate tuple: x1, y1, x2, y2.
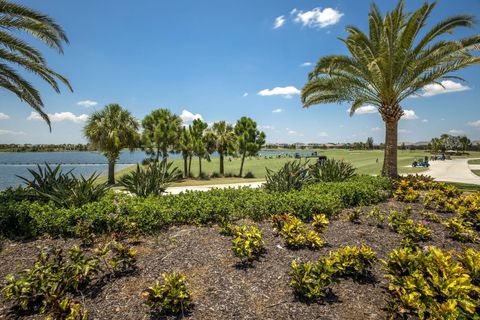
(301, 0, 480, 178)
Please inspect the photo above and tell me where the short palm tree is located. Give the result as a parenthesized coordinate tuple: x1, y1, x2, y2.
(211, 121, 236, 175)
(178, 126, 194, 177)
(301, 0, 479, 178)
(83, 104, 139, 185)
(0, 0, 72, 128)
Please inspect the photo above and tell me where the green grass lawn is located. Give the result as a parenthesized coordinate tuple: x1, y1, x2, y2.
(472, 170, 480, 177)
(468, 159, 480, 165)
(101, 149, 480, 187)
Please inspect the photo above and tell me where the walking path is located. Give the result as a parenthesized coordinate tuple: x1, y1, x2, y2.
(427, 158, 480, 185)
(165, 181, 265, 195)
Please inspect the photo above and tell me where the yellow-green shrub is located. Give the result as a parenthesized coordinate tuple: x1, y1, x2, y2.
(329, 245, 377, 278)
(311, 214, 329, 232)
(273, 213, 325, 249)
(366, 206, 386, 227)
(289, 258, 336, 300)
(142, 272, 191, 314)
(231, 225, 265, 261)
(442, 217, 478, 243)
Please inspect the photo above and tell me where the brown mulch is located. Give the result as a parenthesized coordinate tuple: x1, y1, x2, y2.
(0, 200, 478, 320)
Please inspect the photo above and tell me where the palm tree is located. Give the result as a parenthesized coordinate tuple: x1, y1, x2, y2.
(191, 118, 208, 177)
(301, 0, 479, 178)
(234, 117, 265, 177)
(83, 104, 139, 185)
(0, 0, 72, 129)
(141, 109, 182, 162)
(211, 121, 237, 175)
(178, 126, 194, 177)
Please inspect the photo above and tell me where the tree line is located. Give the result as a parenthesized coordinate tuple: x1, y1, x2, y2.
(429, 134, 474, 154)
(83, 104, 266, 184)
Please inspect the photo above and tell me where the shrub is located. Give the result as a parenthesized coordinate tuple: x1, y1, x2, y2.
(442, 217, 478, 243)
(119, 159, 182, 197)
(311, 214, 329, 232)
(458, 248, 480, 285)
(329, 245, 377, 278)
(388, 209, 431, 245)
(264, 160, 310, 192)
(289, 258, 336, 300)
(393, 184, 420, 202)
(419, 210, 442, 223)
(17, 163, 109, 208)
(243, 171, 255, 179)
(231, 225, 265, 262)
(366, 206, 386, 227)
(142, 272, 192, 314)
(96, 240, 137, 274)
(346, 207, 362, 223)
(308, 158, 356, 183)
(454, 192, 480, 229)
(273, 213, 325, 249)
(384, 246, 479, 319)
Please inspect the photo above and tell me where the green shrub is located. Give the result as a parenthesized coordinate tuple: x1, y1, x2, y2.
(264, 160, 310, 192)
(388, 209, 432, 245)
(289, 258, 336, 300)
(231, 225, 265, 262)
(458, 248, 480, 286)
(311, 214, 329, 232)
(142, 272, 191, 314)
(329, 245, 377, 278)
(272, 213, 325, 249)
(119, 159, 182, 197)
(346, 207, 362, 223)
(244, 171, 255, 179)
(419, 210, 442, 223)
(308, 158, 356, 182)
(366, 206, 386, 227)
(442, 217, 478, 243)
(384, 246, 479, 319)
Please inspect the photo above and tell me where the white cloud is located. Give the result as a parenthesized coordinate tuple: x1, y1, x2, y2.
(258, 86, 300, 98)
(421, 119, 429, 123)
(468, 120, 480, 127)
(347, 105, 377, 114)
(77, 100, 98, 108)
(273, 15, 285, 29)
(0, 129, 25, 135)
(371, 127, 381, 132)
(293, 7, 343, 28)
(0, 112, 10, 120)
(272, 108, 284, 113)
(243, 92, 248, 97)
(27, 111, 89, 123)
(286, 128, 303, 136)
(300, 62, 312, 67)
(318, 131, 328, 137)
(418, 80, 470, 97)
(449, 129, 465, 135)
(179, 109, 203, 124)
(260, 125, 275, 130)
(401, 109, 418, 120)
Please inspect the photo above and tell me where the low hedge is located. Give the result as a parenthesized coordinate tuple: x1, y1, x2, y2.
(0, 175, 391, 239)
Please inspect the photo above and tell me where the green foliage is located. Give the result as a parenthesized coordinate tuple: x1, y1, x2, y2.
(329, 245, 377, 278)
(346, 207, 362, 223)
(393, 180, 420, 203)
(311, 214, 329, 232)
(119, 160, 182, 197)
(308, 158, 356, 182)
(442, 217, 478, 243)
(366, 206, 386, 227)
(384, 246, 479, 319)
(264, 160, 310, 192)
(419, 210, 442, 223)
(96, 240, 137, 274)
(234, 117, 265, 176)
(143, 272, 192, 314)
(388, 209, 432, 245)
(231, 225, 265, 262)
(218, 217, 234, 236)
(272, 213, 325, 249)
(17, 163, 109, 207)
(289, 258, 336, 300)
(458, 249, 480, 286)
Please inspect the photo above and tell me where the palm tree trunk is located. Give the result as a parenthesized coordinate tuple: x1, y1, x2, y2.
(188, 156, 192, 177)
(382, 119, 399, 179)
(183, 155, 188, 178)
(108, 159, 115, 185)
(239, 151, 246, 177)
(220, 153, 224, 175)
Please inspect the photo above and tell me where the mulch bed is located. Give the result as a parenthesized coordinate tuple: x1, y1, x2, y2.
(0, 199, 478, 320)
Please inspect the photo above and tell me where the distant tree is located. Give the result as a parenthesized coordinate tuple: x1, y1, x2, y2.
(0, 0, 73, 129)
(178, 126, 194, 177)
(141, 109, 182, 162)
(459, 136, 471, 154)
(366, 137, 374, 150)
(301, 0, 480, 178)
(211, 121, 237, 175)
(84, 104, 139, 185)
(234, 117, 265, 177)
(191, 119, 209, 177)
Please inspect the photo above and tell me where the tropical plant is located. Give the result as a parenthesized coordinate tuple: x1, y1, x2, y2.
(231, 225, 265, 262)
(0, 0, 72, 128)
(289, 258, 336, 300)
(264, 160, 310, 192)
(178, 126, 194, 177)
(142, 272, 192, 314)
(211, 121, 237, 175)
(83, 104, 139, 184)
(191, 118, 209, 177)
(119, 159, 182, 197)
(308, 158, 356, 182)
(329, 245, 377, 278)
(234, 117, 265, 177)
(301, 0, 480, 178)
(141, 109, 182, 161)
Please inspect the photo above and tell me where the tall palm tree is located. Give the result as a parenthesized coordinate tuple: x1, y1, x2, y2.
(301, 0, 479, 178)
(191, 118, 208, 177)
(178, 126, 194, 177)
(211, 121, 236, 175)
(0, 0, 72, 129)
(83, 104, 139, 185)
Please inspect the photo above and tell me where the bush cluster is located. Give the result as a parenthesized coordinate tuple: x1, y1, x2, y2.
(272, 213, 326, 249)
(142, 272, 192, 314)
(388, 208, 432, 246)
(384, 246, 480, 319)
(231, 225, 265, 262)
(0, 175, 391, 239)
(289, 245, 377, 300)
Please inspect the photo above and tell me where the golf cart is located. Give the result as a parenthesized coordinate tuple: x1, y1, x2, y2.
(412, 158, 430, 168)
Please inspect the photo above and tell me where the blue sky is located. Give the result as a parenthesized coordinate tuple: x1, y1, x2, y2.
(0, 0, 479, 144)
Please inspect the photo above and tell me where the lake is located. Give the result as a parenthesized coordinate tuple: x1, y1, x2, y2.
(0, 150, 314, 190)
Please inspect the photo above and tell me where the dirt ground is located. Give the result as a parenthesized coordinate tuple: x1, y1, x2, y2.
(1, 199, 478, 320)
